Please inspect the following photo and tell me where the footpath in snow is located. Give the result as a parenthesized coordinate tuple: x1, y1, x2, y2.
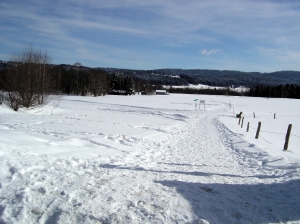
(0, 95, 300, 223)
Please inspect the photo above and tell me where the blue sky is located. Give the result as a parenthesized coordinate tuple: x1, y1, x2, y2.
(1, 0, 300, 72)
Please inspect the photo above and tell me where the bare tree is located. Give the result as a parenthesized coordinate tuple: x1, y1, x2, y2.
(89, 69, 110, 96)
(144, 81, 154, 95)
(1, 45, 52, 110)
(135, 79, 142, 94)
(0, 91, 3, 106)
(73, 62, 82, 95)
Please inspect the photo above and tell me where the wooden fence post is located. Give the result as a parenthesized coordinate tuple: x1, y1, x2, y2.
(274, 113, 276, 119)
(246, 122, 249, 132)
(255, 122, 261, 139)
(253, 112, 255, 118)
(241, 117, 244, 128)
(238, 116, 241, 125)
(283, 124, 292, 151)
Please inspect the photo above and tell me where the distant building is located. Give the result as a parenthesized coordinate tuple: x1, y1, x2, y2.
(155, 90, 169, 95)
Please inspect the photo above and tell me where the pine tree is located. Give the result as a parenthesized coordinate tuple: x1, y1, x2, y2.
(295, 85, 300, 99)
(125, 76, 135, 95)
(109, 73, 119, 94)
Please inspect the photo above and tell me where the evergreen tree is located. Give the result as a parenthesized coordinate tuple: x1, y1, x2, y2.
(289, 84, 295, 98)
(109, 73, 119, 94)
(275, 85, 283, 98)
(295, 85, 300, 99)
(125, 76, 135, 95)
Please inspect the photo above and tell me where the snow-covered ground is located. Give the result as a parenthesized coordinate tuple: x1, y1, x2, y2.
(165, 84, 250, 92)
(0, 94, 300, 224)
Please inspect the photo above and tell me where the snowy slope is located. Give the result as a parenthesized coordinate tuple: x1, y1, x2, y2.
(0, 94, 300, 224)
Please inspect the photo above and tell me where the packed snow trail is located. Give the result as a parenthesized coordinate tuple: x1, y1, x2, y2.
(1, 99, 300, 223)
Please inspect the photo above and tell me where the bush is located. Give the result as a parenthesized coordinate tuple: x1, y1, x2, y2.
(0, 45, 52, 110)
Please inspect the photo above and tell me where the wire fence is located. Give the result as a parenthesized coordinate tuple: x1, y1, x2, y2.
(228, 99, 300, 150)
(247, 123, 300, 138)
(244, 125, 272, 144)
(234, 112, 299, 149)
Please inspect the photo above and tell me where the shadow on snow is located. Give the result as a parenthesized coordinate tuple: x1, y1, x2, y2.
(100, 164, 300, 223)
(156, 179, 300, 224)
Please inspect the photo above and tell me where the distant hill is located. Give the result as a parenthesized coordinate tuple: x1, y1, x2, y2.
(1, 60, 300, 87)
(103, 68, 300, 87)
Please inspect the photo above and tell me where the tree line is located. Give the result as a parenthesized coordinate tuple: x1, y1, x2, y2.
(166, 84, 300, 99)
(1, 46, 300, 111)
(105, 68, 300, 87)
(0, 46, 161, 110)
(167, 86, 244, 96)
(247, 84, 300, 99)
(50, 63, 110, 97)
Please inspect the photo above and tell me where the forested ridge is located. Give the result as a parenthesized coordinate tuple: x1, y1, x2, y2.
(1, 60, 300, 88)
(103, 67, 300, 87)
(1, 57, 300, 111)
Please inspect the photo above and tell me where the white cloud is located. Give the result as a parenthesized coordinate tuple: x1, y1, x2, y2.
(256, 46, 300, 63)
(201, 49, 221, 56)
(1, 0, 300, 70)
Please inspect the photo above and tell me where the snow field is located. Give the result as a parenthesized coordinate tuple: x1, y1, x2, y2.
(0, 94, 300, 223)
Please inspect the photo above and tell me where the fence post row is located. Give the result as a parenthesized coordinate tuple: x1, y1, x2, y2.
(234, 113, 292, 151)
(283, 124, 292, 151)
(255, 121, 261, 139)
